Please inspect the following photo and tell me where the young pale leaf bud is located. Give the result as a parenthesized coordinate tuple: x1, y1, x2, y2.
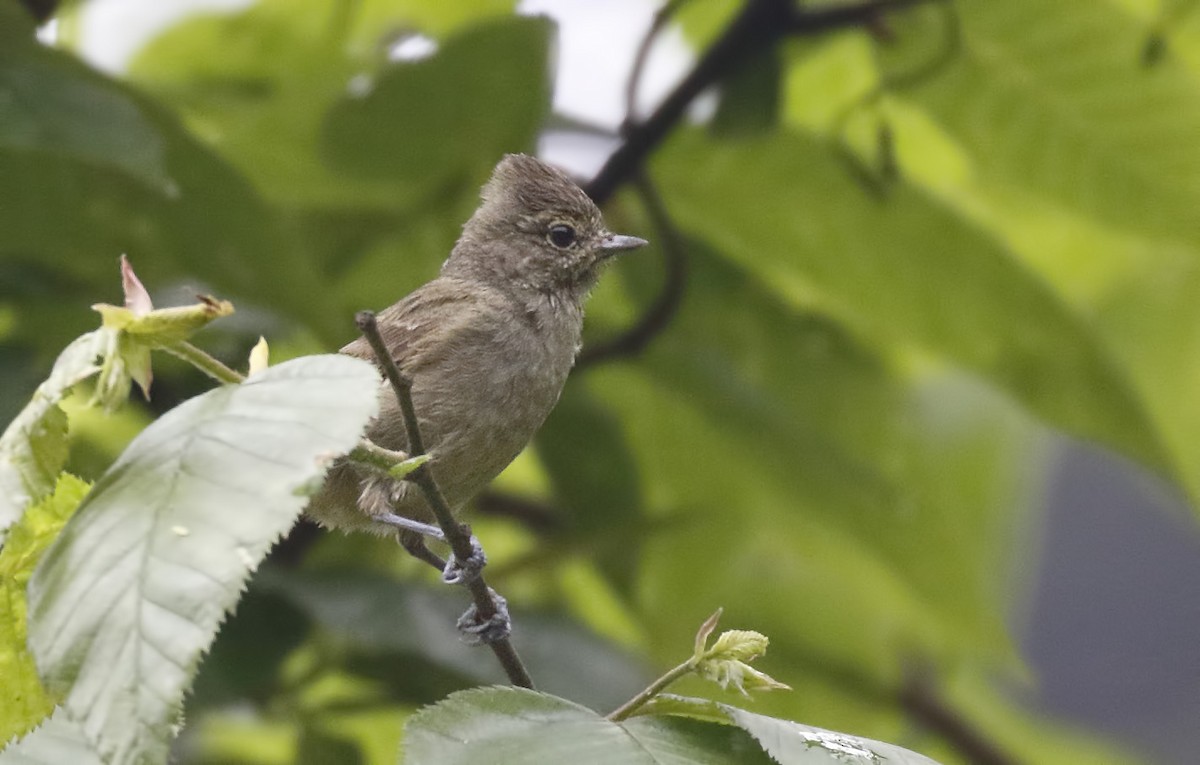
(89, 256, 234, 404)
(247, 337, 270, 376)
(388, 453, 430, 480)
(707, 629, 770, 663)
(695, 656, 792, 697)
(693, 608, 724, 659)
(691, 621, 791, 698)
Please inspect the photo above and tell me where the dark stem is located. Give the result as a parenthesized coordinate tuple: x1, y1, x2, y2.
(355, 310, 534, 689)
(897, 668, 1017, 765)
(584, 0, 938, 205)
(623, 0, 694, 129)
(576, 174, 688, 369)
(579, 0, 932, 367)
(584, 0, 790, 205)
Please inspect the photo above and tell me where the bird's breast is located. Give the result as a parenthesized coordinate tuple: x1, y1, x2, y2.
(405, 300, 582, 507)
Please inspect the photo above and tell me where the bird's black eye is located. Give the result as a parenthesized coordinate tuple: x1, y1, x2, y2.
(547, 224, 577, 249)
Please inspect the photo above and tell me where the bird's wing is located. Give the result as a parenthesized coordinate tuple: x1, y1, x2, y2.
(340, 278, 507, 376)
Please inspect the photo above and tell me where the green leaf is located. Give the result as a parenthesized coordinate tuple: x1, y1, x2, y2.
(388, 453, 430, 480)
(619, 716, 775, 765)
(404, 686, 936, 764)
(724, 705, 941, 765)
(128, 2, 532, 215)
(0, 46, 170, 192)
(654, 130, 1162, 475)
(593, 241, 1037, 681)
(25, 355, 379, 765)
(889, 0, 1200, 246)
(0, 473, 89, 743)
(0, 332, 104, 543)
(126, 0, 383, 210)
(0, 708, 103, 765)
(0, 37, 325, 343)
(321, 16, 553, 188)
(403, 686, 774, 765)
(641, 695, 944, 765)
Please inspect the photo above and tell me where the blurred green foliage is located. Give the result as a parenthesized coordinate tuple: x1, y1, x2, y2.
(3, 0, 1198, 762)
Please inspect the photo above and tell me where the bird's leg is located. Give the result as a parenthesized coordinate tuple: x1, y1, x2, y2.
(377, 512, 487, 585)
(456, 587, 511, 646)
(379, 515, 506, 643)
(439, 525, 487, 585)
(377, 511, 445, 542)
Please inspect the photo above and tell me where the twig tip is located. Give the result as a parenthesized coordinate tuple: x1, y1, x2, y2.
(355, 310, 378, 332)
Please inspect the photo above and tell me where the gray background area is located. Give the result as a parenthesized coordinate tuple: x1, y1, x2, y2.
(1021, 444, 1200, 764)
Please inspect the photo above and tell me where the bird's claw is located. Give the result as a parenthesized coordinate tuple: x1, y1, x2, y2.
(442, 535, 486, 584)
(456, 589, 511, 645)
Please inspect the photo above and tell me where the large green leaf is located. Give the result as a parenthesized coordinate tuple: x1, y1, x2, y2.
(0, 709, 103, 765)
(25, 355, 378, 764)
(0, 473, 89, 743)
(616, 242, 1038, 659)
(129, 2, 541, 215)
(403, 686, 938, 764)
(1093, 242, 1200, 508)
(654, 129, 1161, 476)
(402, 686, 774, 764)
(127, 0, 389, 210)
(126, 5, 551, 342)
(0, 46, 168, 191)
(643, 694, 943, 765)
(0, 36, 323, 343)
(889, 0, 1200, 247)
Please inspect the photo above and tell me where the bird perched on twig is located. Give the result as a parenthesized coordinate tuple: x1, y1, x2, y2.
(306, 153, 647, 589)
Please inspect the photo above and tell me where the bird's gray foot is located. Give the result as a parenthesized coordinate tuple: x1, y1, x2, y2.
(378, 511, 445, 542)
(442, 535, 486, 585)
(456, 589, 511, 645)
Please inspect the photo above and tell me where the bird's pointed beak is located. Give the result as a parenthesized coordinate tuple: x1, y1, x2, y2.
(597, 233, 649, 253)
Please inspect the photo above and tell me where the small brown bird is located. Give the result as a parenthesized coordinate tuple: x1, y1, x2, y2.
(306, 154, 646, 565)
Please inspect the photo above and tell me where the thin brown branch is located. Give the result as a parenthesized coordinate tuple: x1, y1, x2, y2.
(585, 0, 790, 205)
(623, 0, 694, 131)
(355, 310, 534, 689)
(577, 174, 687, 369)
(898, 667, 1017, 765)
(585, 0, 937, 205)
